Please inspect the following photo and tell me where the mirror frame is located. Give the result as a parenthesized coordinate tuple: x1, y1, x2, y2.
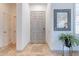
(54, 9, 71, 31)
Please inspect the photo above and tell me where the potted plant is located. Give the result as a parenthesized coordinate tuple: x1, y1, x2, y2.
(59, 33, 79, 56)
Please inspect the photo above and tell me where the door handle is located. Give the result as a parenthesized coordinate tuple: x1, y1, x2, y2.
(14, 30, 16, 32)
(43, 28, 45, 30)
(3, 31, 7, 33)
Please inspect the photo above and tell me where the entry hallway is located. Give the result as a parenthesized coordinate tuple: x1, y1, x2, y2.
(16, 44, 53, 56)
(0, 44, 79, 56)
(0, 44, 55, 56)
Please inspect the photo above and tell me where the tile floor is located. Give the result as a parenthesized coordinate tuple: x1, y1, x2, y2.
(0, 43, 16, 56)
(0, 43, 79, 56)
(16, 44, 54, 56)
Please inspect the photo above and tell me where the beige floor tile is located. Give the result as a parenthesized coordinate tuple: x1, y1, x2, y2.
(0, 43, 79, 56)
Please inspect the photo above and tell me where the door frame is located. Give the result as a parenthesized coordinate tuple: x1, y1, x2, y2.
(30, 11, 46, 44)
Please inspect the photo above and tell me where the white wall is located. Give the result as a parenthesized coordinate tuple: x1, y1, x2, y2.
(72, 4, 79, 51)
(46, 3, 75, 51)
(46, 4, 52, 48)
(16, 3, 30, 51)
(21, 3, 30, 50)
(30, 3, 47, 11)
(16, 3, 22, 50)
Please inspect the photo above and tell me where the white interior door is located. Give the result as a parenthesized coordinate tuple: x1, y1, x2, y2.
(0, 12, 4, 47)
(0, 12, 10, 47)
(30, 11, 46, 44)
(10, 15, 16, 44)
(3, 12, 10, 46)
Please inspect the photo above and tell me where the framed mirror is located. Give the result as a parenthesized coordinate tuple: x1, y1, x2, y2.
(54, 9, 71, 31)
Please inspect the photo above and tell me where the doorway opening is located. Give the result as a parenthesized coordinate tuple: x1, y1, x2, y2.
(30, 3, 47, 44)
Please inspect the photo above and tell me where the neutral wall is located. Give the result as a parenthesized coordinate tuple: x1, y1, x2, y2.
(16, 3, 22, 50)
(30, 3, 47, 11)
(46, 3, 75, 51)
(46, 4, 52, 48)
(21, 3, 30, 50)
(72, 4, 79, 51)
(16, 3, 30, 51)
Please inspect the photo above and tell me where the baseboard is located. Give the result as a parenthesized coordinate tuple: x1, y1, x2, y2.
(50, 50, 79, 56)
(16, 42, 30, 52)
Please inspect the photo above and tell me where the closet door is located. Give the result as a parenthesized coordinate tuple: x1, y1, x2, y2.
(10, 15, 16, 44)
(0, 12, 4, 47)
(3, 12, 10, 46)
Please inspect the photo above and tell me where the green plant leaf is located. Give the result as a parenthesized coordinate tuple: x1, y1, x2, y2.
(59, 33, 79, 48)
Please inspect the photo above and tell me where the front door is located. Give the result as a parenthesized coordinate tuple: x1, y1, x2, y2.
(30, 11, 46, 44)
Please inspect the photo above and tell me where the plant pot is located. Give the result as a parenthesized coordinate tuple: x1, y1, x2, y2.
(65, 39, 72, 48)
(64, 39, 72, 56)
